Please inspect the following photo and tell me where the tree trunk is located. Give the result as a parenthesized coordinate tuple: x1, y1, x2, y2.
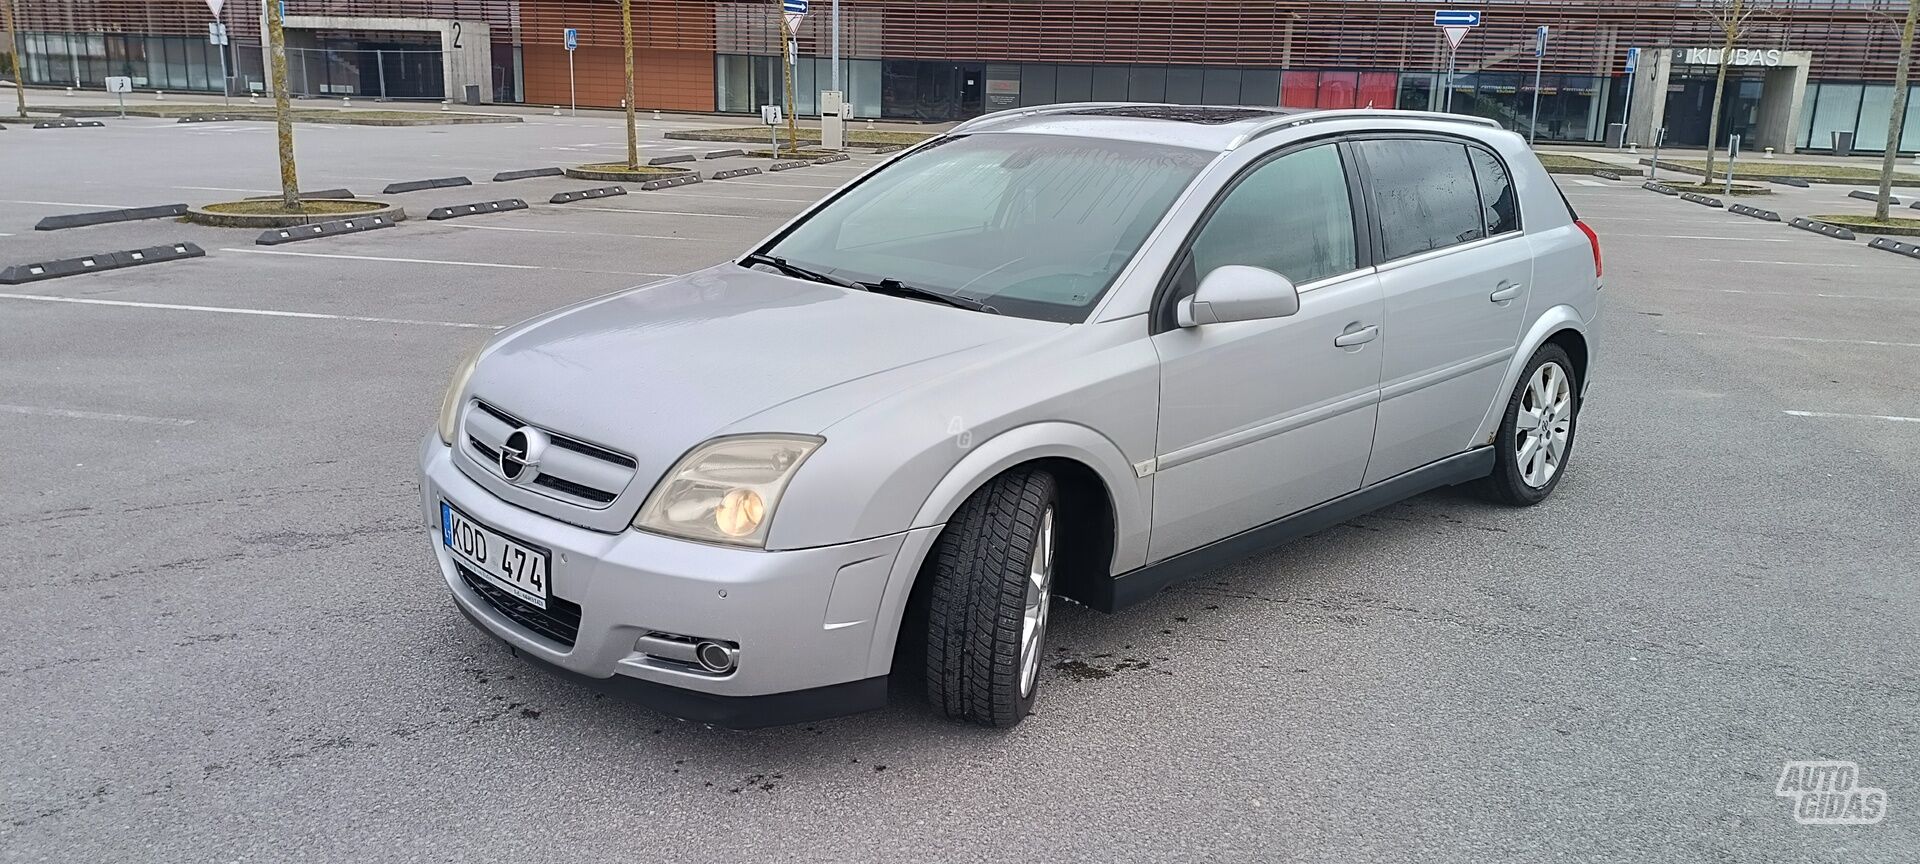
(622, 0, 638, 171)
(1877, 0, 1917, 221)
(1702, 1, 1742, 179)
(4, 0, 28, 118)
(782, 17, 798, 153)
(266, 0, 300, 211)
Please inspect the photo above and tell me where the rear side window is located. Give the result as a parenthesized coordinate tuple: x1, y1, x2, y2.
(1467, 146, 1521, 236)
(1355, 139, 1485, 261)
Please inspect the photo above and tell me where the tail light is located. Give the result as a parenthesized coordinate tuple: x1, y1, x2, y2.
(1574, 219, 1602, 280)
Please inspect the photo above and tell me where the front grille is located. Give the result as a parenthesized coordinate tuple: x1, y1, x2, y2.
(457, 564, 582, 648)
(461, 399, 639, 510)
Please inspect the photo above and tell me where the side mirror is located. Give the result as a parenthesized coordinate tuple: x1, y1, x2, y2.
(1176, 265, 1300, 327)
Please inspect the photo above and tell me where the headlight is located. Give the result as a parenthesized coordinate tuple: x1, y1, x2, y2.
(436, 343, 485, 445)
(633, 434, 823, 548)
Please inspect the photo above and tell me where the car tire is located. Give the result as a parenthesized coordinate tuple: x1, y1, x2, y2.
(923, 469, 1058, 727)
(1479, 344, 1579, 506)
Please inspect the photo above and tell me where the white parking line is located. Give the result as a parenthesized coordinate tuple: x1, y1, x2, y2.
(175, 185, 274, 194)
(1662, 286, 1917, 302)
(568, 206, 766, 219)
(0, 403, 197, 427)
(1662, 329, 1920, 348)
(649, 187, 821, 204)
(720, 178, 846, 190)
(1568, 178, 1607, 187)
(1609, 233, 1792, 242)
(1698, 258, 1865, 267)
(443, 224, 730, 241)
(0, 199, 134, 209)
(0, 292, 500, 329)
(217, 247, 679, 277)
(1785, 410, 1920, 423)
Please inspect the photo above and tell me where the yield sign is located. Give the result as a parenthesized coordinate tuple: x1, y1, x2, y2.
(1443, 26, 1471, 50)
(784, 12, 806, 32)
(205, 0, 224, 15)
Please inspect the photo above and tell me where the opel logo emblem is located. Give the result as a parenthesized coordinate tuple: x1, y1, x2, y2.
(500, 427, 550, 485)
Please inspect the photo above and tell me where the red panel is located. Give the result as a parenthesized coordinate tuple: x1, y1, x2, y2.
(1357, 72, 1398, 110)
(1317, 71, 1357, 109)
(1280, 71, 1318, 108)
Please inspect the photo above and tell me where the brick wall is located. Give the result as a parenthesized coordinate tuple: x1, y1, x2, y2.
(523, 44, 715, 112)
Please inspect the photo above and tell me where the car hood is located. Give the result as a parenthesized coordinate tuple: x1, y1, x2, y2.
(465, 264, 1061, 496)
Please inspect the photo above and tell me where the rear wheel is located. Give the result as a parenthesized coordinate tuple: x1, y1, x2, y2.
(1479, 344, 1578, 506)
(923, 469, 1058, 727)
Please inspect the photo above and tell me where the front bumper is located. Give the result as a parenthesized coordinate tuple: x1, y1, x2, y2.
(420, 436, 924, 727)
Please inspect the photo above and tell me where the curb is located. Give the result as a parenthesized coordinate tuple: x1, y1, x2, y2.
(493, 167, 564, 182)
(1788, 217, 1856, 240)
(1727, 203, 1781, 222)
(710, 167, 763, 180)
(1, 242, 205, 285)
(812, 153, 850, 165)
(255, 214, 397, 245)
(384, 176, 473, 194)
(769, 160, 810, 172)
(648, 154, 696, 166)
(243, 189, 355, 201)
(33, 119, 103, 129)
(1680, 191, 1725, 208)
(1772, 177, 1811, 188)
(1849, 190, 1903, 206)
(1643, 181, 1678, 195)
(549, 187, 626, 203)
(185, 202, 402, 228)
(1867, 237, 1920, 260)
(1594, 170, 1623, 181)
(176, 115, 247, 123)
(563, 165, 696, 183)
(427, 199, 528, 220)
(35, 204, 189, 231)
(704, 149, 745, 159)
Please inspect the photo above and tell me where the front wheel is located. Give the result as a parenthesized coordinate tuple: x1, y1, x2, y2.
(922, 469, 1058, 727)
(1479, 344, 1578, 506)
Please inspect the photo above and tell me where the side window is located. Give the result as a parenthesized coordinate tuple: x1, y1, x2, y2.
(1188, 144, 1357, 287)
(1356, 139, 1485, 260)
(1468, 146, 1521, 236)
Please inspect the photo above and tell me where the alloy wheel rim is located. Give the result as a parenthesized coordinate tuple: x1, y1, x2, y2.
(1018, 507, 1056, 698)
(1515, 361, 1573, 489)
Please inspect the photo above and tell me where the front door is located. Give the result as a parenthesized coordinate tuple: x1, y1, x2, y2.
(1353, 138, 1532, 485)
(1149, 142, 1385, 562)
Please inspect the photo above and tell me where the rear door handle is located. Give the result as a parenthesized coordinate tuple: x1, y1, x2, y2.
(1334, 324, 1379, 347)
(1489, 282, 1523, 302)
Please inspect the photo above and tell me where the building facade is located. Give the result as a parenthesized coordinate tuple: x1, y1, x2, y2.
(12, 0, 1919, 153)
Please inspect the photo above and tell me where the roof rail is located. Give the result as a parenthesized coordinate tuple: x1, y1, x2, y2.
(949, 102, 1141, 134)
(1229, 108, 1502, 150)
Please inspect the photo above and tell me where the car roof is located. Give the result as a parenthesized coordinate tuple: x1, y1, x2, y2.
(953, 103, 1503, 152)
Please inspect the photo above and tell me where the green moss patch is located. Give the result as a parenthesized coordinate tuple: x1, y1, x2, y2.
(201, 199, 387, 216)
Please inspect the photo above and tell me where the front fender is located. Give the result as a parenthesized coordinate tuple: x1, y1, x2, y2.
(1473, 304, 1589, 444)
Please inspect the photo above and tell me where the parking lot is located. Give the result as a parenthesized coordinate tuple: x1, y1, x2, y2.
(3, 108, 1916, 862)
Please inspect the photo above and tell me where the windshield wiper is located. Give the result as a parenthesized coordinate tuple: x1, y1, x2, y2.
(740, 253, 856, 288)
(857, 278, 999, 314)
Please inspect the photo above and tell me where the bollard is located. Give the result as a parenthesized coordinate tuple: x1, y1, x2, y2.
(653, 110, 661, 120)
(156, 90, 165, 101)
(1764, 147, 1775, 159)
(865, 118, 874, 130)
(1628, 143, 1638, 153)
(65, 87, 74, 96)
(342, 97, 351, 108)
(553, 105, 562, 115)
(249, 94, 258, 105)
(441, 100, 450, 111)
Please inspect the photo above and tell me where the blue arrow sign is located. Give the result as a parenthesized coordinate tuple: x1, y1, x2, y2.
(1534, 25, 1548, 58)
(1624, 46, 1640, 73)
(783, 0, 808, 13)
(1433, 9, 1482, 27)
(563, 27, 577, 51)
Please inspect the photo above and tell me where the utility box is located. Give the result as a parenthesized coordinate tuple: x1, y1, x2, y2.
(464, 84, 481, 106)
(1605, 122, 1626, 149)
(820, 89, 847, 151)
(1830, 130, 1855, 155)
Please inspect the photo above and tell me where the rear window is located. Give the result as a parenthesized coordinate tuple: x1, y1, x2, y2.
(1355, 139, 1486, 261)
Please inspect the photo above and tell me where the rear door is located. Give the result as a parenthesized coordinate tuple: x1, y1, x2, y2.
(1353, 137, 1533, 485)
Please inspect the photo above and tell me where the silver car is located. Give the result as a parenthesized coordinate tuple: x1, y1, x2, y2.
(420, 105, 1602, 728)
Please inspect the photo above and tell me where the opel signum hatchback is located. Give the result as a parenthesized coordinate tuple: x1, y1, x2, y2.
(421, 104, 1602, 728)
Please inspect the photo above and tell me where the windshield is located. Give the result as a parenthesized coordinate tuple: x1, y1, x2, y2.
(758, 133, 1212, 322)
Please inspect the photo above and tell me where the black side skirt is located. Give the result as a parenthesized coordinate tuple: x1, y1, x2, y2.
(1085, 446, 1495, 613)
(456, 603, 889, 729)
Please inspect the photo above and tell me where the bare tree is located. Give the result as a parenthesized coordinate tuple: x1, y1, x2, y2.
(266, 0, 300, 210)
(1875, 0, 1917, 221)
(622, 0, 639, 170)
(4, 0, 26, 118)
(1701, 0, 1762, 178)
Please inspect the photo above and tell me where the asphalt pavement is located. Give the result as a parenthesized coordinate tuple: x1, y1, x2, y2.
(1, 107, 1915, 863)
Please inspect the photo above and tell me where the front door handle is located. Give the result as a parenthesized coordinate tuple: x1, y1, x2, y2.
(1334, 324, 1379, 348)
(1489, 282, 1524, 303)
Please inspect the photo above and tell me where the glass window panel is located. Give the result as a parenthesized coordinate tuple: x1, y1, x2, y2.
(1055, 65, 1092, 103)
(1128, 65, 1165, 103)
(1317, 71, 1357, 109)
(797, 56, 817, 116)
(1165, 66, 1204, 104)
(1357, 71, 1395, 109)
(1810, 83, 1863, 152)
(1020, 63, 1056, 108)
(1091, 65, 1129, 101)
(1240, 69, 1281, 106)
(1855, 84, 1894, 152)
(851, 59, 880, 118)
(1903, 86, 1920, 152)
(1202, 68, 1240, 105)
(1280, 71, 1317, 108)
(1356, 139, 1485, 260)
(1398, 73, 1436, 111)
(1190, 144, 1356, 285)
(1467, 147, 1520, 235)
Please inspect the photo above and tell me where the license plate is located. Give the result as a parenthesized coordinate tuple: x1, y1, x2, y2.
(441, 501, 551, 609)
